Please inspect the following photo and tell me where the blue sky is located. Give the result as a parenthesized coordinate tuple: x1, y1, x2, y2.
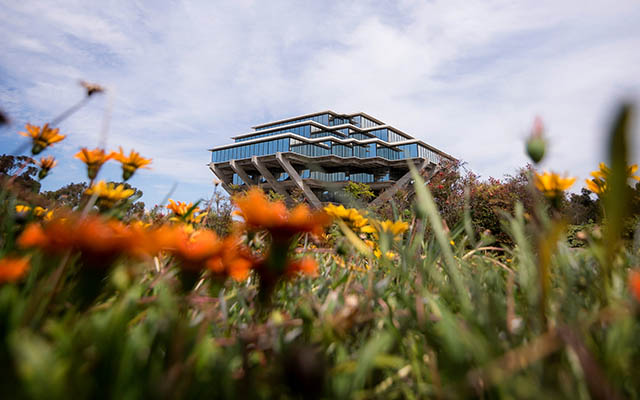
(1, 0, 640, 207)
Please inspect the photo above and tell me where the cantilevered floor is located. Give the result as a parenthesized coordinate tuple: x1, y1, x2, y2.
(209, 152, 437, 208)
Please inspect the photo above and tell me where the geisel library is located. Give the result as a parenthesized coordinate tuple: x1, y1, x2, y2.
(208, 111, 455, 208)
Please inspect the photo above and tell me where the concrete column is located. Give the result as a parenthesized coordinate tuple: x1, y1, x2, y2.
(370, 159, 432, 207)
(208, 163, 233, 195)
(275, 152, 322, 208)
(230, 160, 255, 186)
(251, 156, 291, 200)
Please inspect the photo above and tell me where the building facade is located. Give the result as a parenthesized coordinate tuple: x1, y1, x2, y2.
(208, 111, 454, 207)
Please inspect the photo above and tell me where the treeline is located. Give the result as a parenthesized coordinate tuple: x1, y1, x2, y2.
(371, 161, 640, 246)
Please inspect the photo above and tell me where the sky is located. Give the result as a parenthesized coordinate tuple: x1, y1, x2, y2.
(1, 0, 640, 207)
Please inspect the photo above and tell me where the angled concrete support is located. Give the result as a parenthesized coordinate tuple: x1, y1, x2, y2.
(209, 163, 233, 195)
(370, 159, 432, 207)
(230, 160, 255, 186)
(251, 156, 290, 200)
(275, 152, 322, 208)
(405, 165, 441, 198)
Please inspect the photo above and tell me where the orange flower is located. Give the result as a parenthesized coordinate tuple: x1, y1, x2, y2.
(73, 217, 131, 265)
(204, 235, 254, 281)
(37, 156, 57, 179)
(162, 226, 255, 288)
(19, 123, 66, 155)
(75, 147, 113, 180)
(18, 215, 147, 268)
(18, 221, 73, 254)
(0, 256, 30, 283)
(171, 228, 222, 271)
(112, 147, 151, 180)
(224, 256, 253, 282)
(286, 256, 318, 277)
(630, 270, 640, 302)
(233, 188, 332, 239)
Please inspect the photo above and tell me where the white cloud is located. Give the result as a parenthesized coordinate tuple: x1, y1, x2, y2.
(1, 0, 639, 205)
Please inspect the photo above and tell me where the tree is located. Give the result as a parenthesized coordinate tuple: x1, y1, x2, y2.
(564, 188, 600, 225)
(42, 181, 145, 217)
(343, 182, 374, 202)
(43, 182, 88, 209)
(0, 154, 41, 194)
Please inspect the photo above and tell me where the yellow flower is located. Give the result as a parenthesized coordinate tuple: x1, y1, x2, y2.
(533, 171, 575, 198)
(379, 219, 409, 237)
(15, 205, 52, 220)
(360, 219, 409, 258)
(112, 147, 152, 181)
(590, 162, 610, 180)
(167, 199, 206, 225)
(585, 177, 607, 195)
(85, 180, 135, 209)
(584, 162, 640, 196)
(324, 204, 369, 231)
(33, 206, 53, 221)
(373, 247, 396, 260)
(19, 123, 66, 155)
(363, 219, 409, 240)
(628, 164, 640, 181)
(15, 205, 31, 215)
(75, 147, 113, 180)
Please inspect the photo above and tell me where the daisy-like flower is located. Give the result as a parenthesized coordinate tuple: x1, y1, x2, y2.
(18, 215, 151, 268)
(533, 171, 576, 199)
(233, 187, 332, 240)
(359, 219, 408, 259)
(167, 199, 206, 225)
(585, 177, 607, 195)
(585, 162, 640, 196)
(15, 205, 31, 215)
(0, 256, 30, 284)
(19, 123, 66, 155)
(33, 206, 53, 221)
(161, 226, 254, 289)
(233, 188, 332, 298)
(14, 205, 53, 220)
(85, 180, 135, 210)
(75, 148, 113, 180)
(112, 147, 152, 181)
(361, 219, 409, 240)
(324, 203, 369, 232)
(37, 156, 57, 179)
(79, 80, 105, 96)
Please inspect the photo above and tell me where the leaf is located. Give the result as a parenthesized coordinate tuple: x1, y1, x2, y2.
(353, 332, 394, 390)
(336, 219, 373, 257)
(410, 162, 472, 314)
(604, 104, 634, 272)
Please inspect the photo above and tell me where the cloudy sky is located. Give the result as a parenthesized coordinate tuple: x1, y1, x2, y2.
(1, 0, 640, 207)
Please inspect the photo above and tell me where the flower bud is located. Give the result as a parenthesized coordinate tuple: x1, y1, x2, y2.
(87, 165, 99, 180)
(122, 168, 134, 181)
(526, 117, 546, 164)
(31, 143, 45, 155)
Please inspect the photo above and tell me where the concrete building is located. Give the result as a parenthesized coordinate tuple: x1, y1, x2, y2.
(208, 111, 454, 208)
